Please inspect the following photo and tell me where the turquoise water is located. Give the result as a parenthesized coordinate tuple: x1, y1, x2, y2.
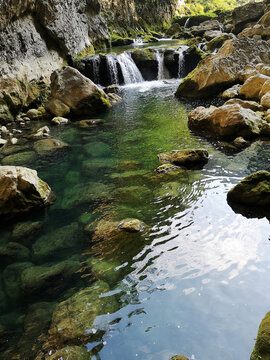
(0, 80, 270, 359)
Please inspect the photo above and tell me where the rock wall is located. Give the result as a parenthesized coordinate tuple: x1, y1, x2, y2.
(0, 0, 110, 81)
(100, 0, 179, 29)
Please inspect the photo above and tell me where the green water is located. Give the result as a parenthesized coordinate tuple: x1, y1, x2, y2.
(0, 80, 270, 360)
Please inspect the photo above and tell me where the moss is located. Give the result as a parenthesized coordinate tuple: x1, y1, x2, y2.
(175, 67, 200, 99)
(132, 48, 156, 62)
(251, 312, 270, 360)
(73, 45, 95, 60)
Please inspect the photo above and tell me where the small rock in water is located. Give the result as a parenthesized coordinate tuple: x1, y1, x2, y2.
(233, 137, 250, 149)
(1, 126, 8, 135)
(155, 163, 182, 173)
(26, 109, 41, 119)
(117, 218, 145, 233)
(33, 126, 50, 138)
(104, 84, 120, 94)
(51, 117, 69, 125)
(77, 119, 103, 128)
(0, 139, 7, 147)
(158, 149, 209, 167)
(10, 138, 18, 145)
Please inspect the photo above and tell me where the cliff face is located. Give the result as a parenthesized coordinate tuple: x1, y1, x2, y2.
(0, 0, 178, 81)
(100, 0, 179, 28)
(0, 0, 109, 81)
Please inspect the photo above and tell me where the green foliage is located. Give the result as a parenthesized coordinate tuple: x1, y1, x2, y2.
(184, 0, 260, 15)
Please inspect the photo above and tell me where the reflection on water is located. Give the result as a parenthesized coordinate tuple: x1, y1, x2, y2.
(0, 80, 270, 359)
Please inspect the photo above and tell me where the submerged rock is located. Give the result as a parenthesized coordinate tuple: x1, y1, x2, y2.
(47, 280, 118, 347)
(48, 66, 111, 116)
(251, 312, 270, 360)
(0, 242, 30, 267)
(34, 138, 70, 158)
(1, 151, 37, 166)
(227, 171, 270, 217)
(158, 149, 209, 167)
(20, 260, 81, 297)
(32, 223, 79, 262)
(43, 346, 90, 360)
(11, 221, 44, 247)
(0, 166, 55, 219)
(155, 163, 182, 173)
(117, 218, 145, 233)
(77, 119, 103, 128)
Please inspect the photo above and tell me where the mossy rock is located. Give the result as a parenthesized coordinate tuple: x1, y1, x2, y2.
(83, 141, 111, 157)
(47, 280, 119, 347)
(113, 185, 151, 205)
(3, 262, 33, 304)
(20, 260, 81, 298)
(34, 139, 70, 159)
(11, 221, 44, 247)
(170, 356, 189, 360)
(0, 242, 30, 267)
(131, 48, 158, 80)
(1, 151, 37, 166)
(158, 149, 209, 168)
(0, 144, 31, 158)
(227, 171, 270, 211)
(251, 312, 270, 360)
(88, 257, 123, 285)
(154, 182, 182, 199)
(116, 160, 142, 172)
(32, 223, 79, 263)
(82, 158, 116, 176)
(44, 346, 90, 360)
(61, 182, 112, 209)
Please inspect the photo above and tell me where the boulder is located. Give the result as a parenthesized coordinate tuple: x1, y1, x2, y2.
(261, 92, 270, 108)
(227, 171, 270, 208)
(206, 33, 235, 52)
(117, 218, 145, 233)
(176, 37, 270, 98)
(188, 104, 263, 138)
(157, 149, 209, 167)
(232, 1, 264, 34)
(224, 99, 263, 112)
(238, 25, 270, 41)
(251, 312, 270, 360)
(0, 166, 55, 218)
(190, 20, 223, 37)
(47, 280, 118, 347)
(131, 48, 158, 81)
(49, 66, 111, 116)
(220, 84, 241, 100)
(20, 260, 81, 297)
(239, 74, 270, 100)
(46, 98, 71, 117)
(204, 30, 223, 41)
(43, 346, 90, 360)
(34, 139, 70, 158)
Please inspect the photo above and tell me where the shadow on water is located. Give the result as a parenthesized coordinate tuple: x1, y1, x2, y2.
(0, 80, 270, 359)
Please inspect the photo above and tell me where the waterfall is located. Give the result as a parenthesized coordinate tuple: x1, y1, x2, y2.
(177, 46, 189, 78)
(133, 38, 143, 46)
(106, 54, 119, 84)
(117, 52, 143, 84)
(155, 51, 170, 80)
(184, 17, 190, 29)
(92, 55, 100, 84)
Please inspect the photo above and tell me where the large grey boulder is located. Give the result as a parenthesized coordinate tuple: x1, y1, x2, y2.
(0, 166, 55, 218)
(48, 66, 112, 116)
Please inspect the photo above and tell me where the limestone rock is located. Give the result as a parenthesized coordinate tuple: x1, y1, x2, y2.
(251, 312, 270, 360)
(224, 99, 263, 112)
(43, 346, 90, 360)
(190, 19, 223, 37)
(46, 99, 71, 117)
(117, 218, 145, 233)
(158, 149, 209, 167)
(220, 84, 241, 100)
(239, 74, 270, 100)
(0, 166, 55, 218)
(34, 138, 70, 158)
(49, 66, 111, 116)
(176, 38, 270, 98)
(51, 117, 69, 125)
(232, 1, 264, 34)
(47, 280, 118, 347)
(188, 104, 263, 138)
(261, 92, 270, 108)
(227, 171, 270, 208)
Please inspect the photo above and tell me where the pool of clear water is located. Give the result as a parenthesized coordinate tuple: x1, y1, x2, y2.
(0, 79, 270, 360)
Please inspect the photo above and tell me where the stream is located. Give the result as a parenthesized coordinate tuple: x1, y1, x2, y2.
(1, 78, 270, 359)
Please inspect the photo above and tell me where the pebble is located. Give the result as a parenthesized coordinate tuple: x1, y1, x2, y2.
(10, 138, 18, 145)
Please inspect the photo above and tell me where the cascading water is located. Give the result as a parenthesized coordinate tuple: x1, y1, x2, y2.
(106, 54, 119, 84)
(133, 38, 143, 46)
(177, 45, 189, 78)
(184, 17, 190, 29)
(92, 55, 101, 84)
(117, 52, 144, 84)
(156, 51, 170, 80)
